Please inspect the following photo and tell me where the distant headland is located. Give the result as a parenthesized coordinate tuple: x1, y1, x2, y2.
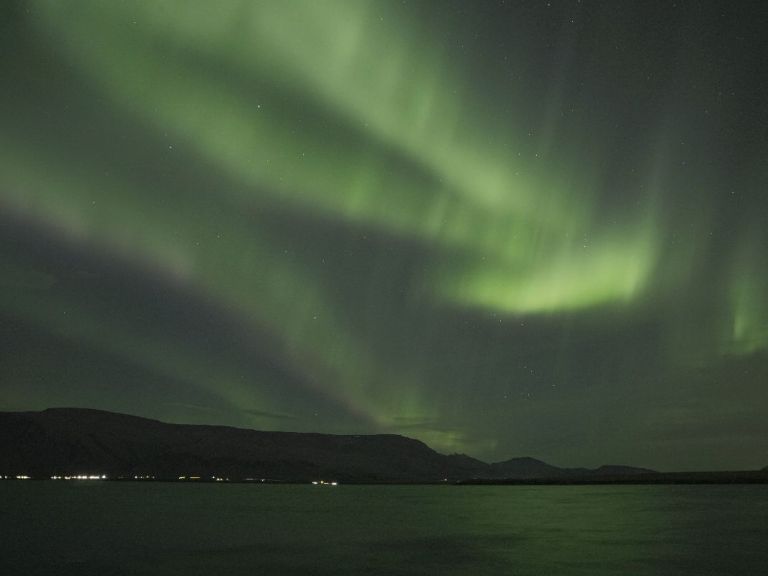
(1, 408, 766, 484)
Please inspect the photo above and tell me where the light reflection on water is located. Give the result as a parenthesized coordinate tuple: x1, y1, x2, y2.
(2, 483, 767, 575)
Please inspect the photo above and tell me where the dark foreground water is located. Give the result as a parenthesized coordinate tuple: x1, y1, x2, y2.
(2, 483, 767, 575)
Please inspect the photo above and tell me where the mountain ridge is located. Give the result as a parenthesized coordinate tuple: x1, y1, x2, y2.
(0, 407, 680, 482)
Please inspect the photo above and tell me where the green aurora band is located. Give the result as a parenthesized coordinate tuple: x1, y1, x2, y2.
(1, 0, 767, 469)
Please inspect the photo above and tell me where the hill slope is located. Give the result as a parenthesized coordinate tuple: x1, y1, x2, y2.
(0, 408, 655, 482)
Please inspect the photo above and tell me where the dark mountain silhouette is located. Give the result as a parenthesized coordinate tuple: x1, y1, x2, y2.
(0, 408, 456, 482)
(487, 457, 564, 479)
(0, 408, 662, 482)
(483, 458, 654, 480)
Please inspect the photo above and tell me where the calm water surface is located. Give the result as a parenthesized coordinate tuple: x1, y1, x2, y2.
(2, 483, 766, 575)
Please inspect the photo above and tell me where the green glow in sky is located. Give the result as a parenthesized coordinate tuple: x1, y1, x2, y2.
(2, 0, 767, 470)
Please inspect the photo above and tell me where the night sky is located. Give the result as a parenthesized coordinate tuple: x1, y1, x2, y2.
(2, 0, 767, 471)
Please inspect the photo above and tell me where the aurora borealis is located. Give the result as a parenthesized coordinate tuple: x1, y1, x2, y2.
(1, 0, 767, 471)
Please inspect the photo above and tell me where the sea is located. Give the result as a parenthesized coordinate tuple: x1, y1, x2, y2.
(2, 482, 766, 575)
